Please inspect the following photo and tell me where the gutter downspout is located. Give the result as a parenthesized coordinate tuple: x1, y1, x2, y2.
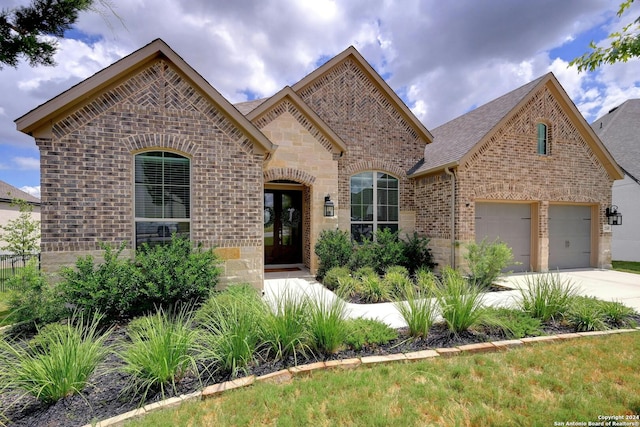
(444, 167, 456, 268)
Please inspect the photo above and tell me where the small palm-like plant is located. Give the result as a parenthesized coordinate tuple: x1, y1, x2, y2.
(436, 267, 486, 335)
(0, 312, 111, 404)
(119, 306, 199, 403)
(394, 286, 437, 338)
(517, 272, 579, 322)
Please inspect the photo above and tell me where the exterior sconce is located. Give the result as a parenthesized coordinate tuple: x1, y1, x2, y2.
(606, 205, 622, 226)
(324, 194, 334, 217)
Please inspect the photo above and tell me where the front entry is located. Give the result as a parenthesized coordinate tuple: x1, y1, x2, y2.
(264, 190, 303, 265)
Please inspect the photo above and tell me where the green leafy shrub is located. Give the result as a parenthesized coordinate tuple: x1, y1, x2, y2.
(401, 232, 436, 274)
(314, 230, 352, 279)
(348, 238, 377, 272)
(373, 228, 407, 274)
(481, 307, 543, 339)
(465, 238, 514, 289)
(343, 318, 398, 350)
(5, 259, 65, 327)
(517, 272, 579, 322)
(119, 306, 199, 403)
(0, 312, 111, 404)
(436, 267, 487, 334)
(307, 292, 348, 355)
(322, 266, 352, 292)
(395, 287, 437, 338)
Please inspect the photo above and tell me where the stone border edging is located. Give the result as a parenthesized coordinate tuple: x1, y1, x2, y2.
(84, 327, 640, 427)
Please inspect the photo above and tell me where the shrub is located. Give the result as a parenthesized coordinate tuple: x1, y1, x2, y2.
(343, 318, 398, 351)
(481, 307, 543, 339)
(336, 275, 360, 299)
(119, 306, 199, 403)
(383, 268, 413, 299)
(567, 297, 608, 332)
(314, 230, 352, 279)
(401, 232, 436, 274)
(348, 238, 377, 272)
(436, 267, 487, 334)
(414, 267, 439, 296)
(0, 312, 111, 404)
(134, 236, 221, 312)
(465, 238, 514, 289)
(261, 290, 311, 364)
(358, 273, 393, 303)
(322, 266, 352, 292)
(373, 228, 407, 274)
(600, 300, 636, 327)
(307, 292, 348, 355)
(395, 287, 437, 338)
(354, 266, 377, 280)
(5, 259, 65, 327)
(517, 272, 579, 322)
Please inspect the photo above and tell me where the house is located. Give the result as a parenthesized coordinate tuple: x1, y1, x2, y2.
(0, 180, 41, 254)
(15, 39, 622, 288)
(592, 99, 640, 262)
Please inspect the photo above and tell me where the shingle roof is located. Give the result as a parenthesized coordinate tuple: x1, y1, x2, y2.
(592, 99, 640, 182)
(235, 98, 269, 115)
(410, 74, 547, 176)
(0, 180, 40, 204)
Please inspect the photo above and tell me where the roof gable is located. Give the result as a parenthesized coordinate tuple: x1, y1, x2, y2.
(0, 180, 40, 204)
(592, 99, 640, 182)
(292, 46, 433, 144)
(15, 39, 273, 154)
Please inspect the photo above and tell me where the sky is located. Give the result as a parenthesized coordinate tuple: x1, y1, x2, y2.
(1, 0, 639, 199)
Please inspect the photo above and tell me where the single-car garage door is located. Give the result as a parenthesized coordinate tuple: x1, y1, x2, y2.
(549, 205, 591, 270)
(475, 203, 531, 272)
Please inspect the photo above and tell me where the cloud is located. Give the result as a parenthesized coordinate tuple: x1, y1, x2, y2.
(14, 157, 40, 170)
(20, 185, 41, 199)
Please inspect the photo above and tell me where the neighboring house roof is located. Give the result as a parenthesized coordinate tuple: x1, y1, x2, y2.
(15, 39, 274, 154)
(592, 99, 640, 183)
(235, 98, 269, 115)
(410, 72, 624, 180)
(246, 86, 348, 153)
(0, 180, 40, 205)
(292, 46, 434, 145)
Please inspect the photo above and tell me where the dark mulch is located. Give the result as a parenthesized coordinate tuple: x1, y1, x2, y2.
(1, 315, 638, 427)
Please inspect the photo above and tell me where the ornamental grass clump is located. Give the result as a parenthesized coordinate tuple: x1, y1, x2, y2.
(517, 272, 579, 322)
(566, 296, 608, 332)
(306, 291, 348, 355)
(119, 306, 200, 403)
(436, 267, 487, 334)
(383, 266, 413, 299)
(0, 312, 111, 404)
(261, 290, 311, 364)
(394, 286, 438, 338)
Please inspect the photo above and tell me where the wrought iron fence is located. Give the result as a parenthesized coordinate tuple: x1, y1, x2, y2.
(0, 253, 41, 293)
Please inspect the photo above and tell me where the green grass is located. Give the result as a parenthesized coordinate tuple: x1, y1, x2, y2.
(0, 292, 10, 327)
(126, 333, 640, 427)
(612, 260, 640, 274)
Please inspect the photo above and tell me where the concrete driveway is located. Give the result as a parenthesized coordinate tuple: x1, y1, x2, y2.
(263, 269, 640, 328)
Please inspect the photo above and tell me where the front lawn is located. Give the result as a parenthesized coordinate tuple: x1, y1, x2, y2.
(128, 333, 640, 427)
(612, 260, 640, 274)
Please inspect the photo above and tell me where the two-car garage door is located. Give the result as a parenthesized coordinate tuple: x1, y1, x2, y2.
(475, 203, 592, 272)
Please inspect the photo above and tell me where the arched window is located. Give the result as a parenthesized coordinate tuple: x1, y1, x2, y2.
(537, 123, 548, 155)
(134, 151, 190, 248)
(350, 171, 399, 242)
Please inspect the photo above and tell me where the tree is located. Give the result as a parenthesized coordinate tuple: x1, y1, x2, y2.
(0, 0, 117, 69)
(570, 0, 640, 72)
(0, 198, 40, 264)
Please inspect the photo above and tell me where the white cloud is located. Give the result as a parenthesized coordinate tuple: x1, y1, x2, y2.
(14, 157, 40, 170)
(20, 185, 41, 199)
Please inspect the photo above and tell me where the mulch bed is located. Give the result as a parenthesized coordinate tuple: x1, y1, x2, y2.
(1, 315, 638, 427)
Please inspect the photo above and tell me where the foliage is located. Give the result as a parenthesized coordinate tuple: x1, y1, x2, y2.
(372, 228, 407, 274)
(464, 238, 514, 289)
(414, 267, 438, 295)
(261, 290, 311, 364)
(612, 260, 640, 274)
(570, 0, 640, 72)
(383, 267, 413, 298)
(347, 237, 377, 272)
(481, 307, 543, 339)
(306, 292, 348, 355)
(599, 299, 637, 327)
(0, 199, 40, 264)
(119, 306, 199, 403)
(336, 275, 360, 299)
(567, 297, 608, 332)
(134, 236, 221, 313)
(436, 267, 487, 334)
(314, 230, 352, 280)
(394, 287, 438, 338)
(5, 258, 64, 326)
(517, 273, 579, 322)
(401, 232, 436, 274)
(343, 317, 398, 351)
(322, 266, 352, 292)
(0, 312, 110, 404)
(357, 272, 393, 303)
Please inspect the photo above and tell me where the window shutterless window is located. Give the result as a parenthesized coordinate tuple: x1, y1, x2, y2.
(537, 123, 548, 155)
(350, 171, 399, 242)
(134, 151, 190, 248)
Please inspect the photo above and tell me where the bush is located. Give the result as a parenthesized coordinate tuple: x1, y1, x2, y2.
(358, 273, 393, 303)
(373, 228, 406, 274)
(401, 232, 436, 274)
(465, 238, 514, 289)
(5, 259, 65, 327)
(599, 300, 637, 327)
(481, 307, 543, 339)
(436, 267, 487, 334)
(567, 297, 608, 332)
(517, 272, 579, 322)
(348, 237, 377, 272)
(414, 267, 438, 296)
(314, 230, 352, 279)
(343, 318, 398, 351)
(383, 268, 413, 299)
(395, 287, 437, 338)
(0, 312, 111, 404)
(322, 266, 352, 292)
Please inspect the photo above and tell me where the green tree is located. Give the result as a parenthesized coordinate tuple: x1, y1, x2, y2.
(0, 198, 40, 263)
(570, 0, 640, 72)
(0, 0, 117, 68)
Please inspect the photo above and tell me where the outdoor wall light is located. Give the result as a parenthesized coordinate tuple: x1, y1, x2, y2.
(606, 205, 622, 226)
(324, 194, 335, 217)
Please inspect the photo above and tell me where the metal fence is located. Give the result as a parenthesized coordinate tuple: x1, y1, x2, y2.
(0, 253, 41, 293)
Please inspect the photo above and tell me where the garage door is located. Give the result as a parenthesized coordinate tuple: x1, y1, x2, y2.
(475, 203, 531, 272)
(549, 205, 591, 270)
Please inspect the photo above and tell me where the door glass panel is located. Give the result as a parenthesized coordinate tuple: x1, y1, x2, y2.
(264, 190, 302, 265)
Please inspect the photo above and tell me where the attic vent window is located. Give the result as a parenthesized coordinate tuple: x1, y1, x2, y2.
(537, 123, 548, 155)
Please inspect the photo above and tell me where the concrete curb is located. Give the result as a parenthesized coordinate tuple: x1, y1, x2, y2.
(83, 328, 640, 427)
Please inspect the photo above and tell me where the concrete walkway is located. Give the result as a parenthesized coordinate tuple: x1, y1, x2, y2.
(264, 269, 640, 328)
